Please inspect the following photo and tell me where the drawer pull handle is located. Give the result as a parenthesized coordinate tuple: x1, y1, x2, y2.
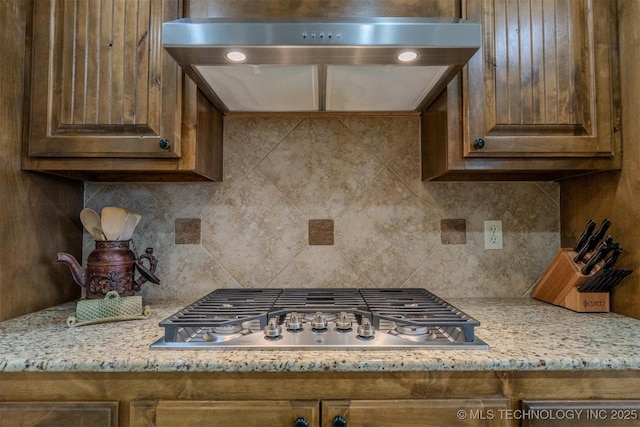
(333, 415, 347, 427)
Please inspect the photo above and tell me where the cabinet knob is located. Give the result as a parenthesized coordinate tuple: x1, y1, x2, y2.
(473, 138, 485, 149)
(159, 138, 171, 149)
(293, 417, 309, 427)
(332, 415, 347, 427)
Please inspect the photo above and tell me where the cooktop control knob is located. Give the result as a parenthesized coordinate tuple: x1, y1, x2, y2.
(332, 415, 347, 427)
(293, 417, 309, 427)
(263, 318, 283, 338)
(311, 312, 327, 330)
(286, 312, 303, 331)
(335, 312, 352, 330)
(357, 318, 375, 338)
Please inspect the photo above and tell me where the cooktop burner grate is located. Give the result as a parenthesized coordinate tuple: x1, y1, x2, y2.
(358, 288, 480, 342)
(158, 289, 282, 341)
(273, 288, 368, 311)
(152, 288, 488, 350)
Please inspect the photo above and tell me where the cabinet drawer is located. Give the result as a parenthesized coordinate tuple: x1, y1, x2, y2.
(322, 398, 513, 426)
(131, 400, 319, 427)
(0, 401, 118, 427)
(521, 400, 640, 427)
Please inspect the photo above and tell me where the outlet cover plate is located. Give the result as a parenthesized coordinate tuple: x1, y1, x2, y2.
(484, 220, 503, 250)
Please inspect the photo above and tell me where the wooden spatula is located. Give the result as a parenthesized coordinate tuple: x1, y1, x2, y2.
(101, 206, 128, 240)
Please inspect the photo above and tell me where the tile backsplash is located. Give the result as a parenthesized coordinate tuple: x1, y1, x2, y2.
(84, 116, 560, 301)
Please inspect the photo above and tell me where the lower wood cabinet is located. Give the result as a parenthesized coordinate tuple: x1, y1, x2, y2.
(521, 400, 640, 427)
(131, 400, 318, 427)
(0, 401, 118, 427)
(2, 371, 640, 427)
(323, 398, 512, 427)
(130, 398, 512, 427)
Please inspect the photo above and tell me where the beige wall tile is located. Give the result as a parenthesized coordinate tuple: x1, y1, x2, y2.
(85, 116, 560, 300)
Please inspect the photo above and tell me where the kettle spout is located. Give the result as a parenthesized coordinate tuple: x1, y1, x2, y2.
(56, 252, 86, 288)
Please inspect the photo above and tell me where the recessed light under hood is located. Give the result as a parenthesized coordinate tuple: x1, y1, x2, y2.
(162, 17, 481, 113)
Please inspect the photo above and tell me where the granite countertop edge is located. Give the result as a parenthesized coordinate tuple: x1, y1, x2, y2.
(1, 298, 640, 374)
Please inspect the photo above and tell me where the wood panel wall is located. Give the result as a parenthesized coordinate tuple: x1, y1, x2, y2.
(188, 0, 458, 18)
(0, 0, 82, 321)
(560, 1, 639, 319)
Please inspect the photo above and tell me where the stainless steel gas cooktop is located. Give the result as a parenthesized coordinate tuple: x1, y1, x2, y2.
(150, 288, 488, 350)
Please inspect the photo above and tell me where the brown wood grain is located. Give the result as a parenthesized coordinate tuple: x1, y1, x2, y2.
(422, 0, 622, 180)
(322, 399, 512, 427)
(27, 0, 181, 158)
(152, 400, 318, 427)
(465, 0, 608, 155)
(560, 0, 640, 320)
(0, 401, 118, 427)
(22, 0, 223, 182)
(188, 0, 458, 18)
(0, 0, 82, 321)
(2, 371, 640, 427)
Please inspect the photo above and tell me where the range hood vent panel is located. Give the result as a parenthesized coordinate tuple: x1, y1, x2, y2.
(163, 17, 481, 112)
(196, 65, 319, 112)
(326, 65, 448, 111)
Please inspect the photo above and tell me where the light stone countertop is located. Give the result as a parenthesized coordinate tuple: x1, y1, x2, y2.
(1, 297, 639, 373)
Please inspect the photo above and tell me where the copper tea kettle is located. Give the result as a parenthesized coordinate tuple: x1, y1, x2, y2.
(56, 240, 160, 299)
(57, 207, 160, 299)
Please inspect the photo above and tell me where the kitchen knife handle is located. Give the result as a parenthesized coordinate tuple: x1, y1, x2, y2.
(581, 238, 615, 275)
(575, 240, 593, 263)
(581, 249, 606, 275)
(574, 219, 596, 252)
(574, 221, 611, 263)
(603, 245, 622, 269)
(591, 219, 611, 246)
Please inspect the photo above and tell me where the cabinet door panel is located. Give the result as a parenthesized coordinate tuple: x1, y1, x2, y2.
(522, 400, 640, 427)
(0, 401, 117, 427)
(462, 0, 619, 158)
(152, 400, 318, 427)
(323, 398, 512, 427)
(27, 0, 180, 158)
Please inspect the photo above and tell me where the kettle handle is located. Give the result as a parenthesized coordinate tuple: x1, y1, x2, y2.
(133, 247, 160, 290)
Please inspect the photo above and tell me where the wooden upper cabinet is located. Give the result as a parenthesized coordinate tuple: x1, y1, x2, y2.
(422, 0, 622, 181)
(28, 0, 179, 158)
(23, 0, 222, 182)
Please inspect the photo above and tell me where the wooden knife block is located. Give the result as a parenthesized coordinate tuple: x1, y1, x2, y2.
(531, 249, 610, 312)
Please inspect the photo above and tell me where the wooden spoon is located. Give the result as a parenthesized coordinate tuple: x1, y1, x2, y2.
(118, 213, 139, 240)
(101, 207, 128, 240)
(80, 208, 104, 240)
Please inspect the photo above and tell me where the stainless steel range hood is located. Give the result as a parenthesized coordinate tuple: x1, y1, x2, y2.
(162, 17, 481, 113)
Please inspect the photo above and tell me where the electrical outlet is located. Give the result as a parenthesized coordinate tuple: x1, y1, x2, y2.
(484, 220, 503, 250)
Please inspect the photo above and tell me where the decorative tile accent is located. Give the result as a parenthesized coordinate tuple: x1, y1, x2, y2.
(309, 219, 334, 245)
(175, 218, 201, 244)
(441, 219, 466, 245)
